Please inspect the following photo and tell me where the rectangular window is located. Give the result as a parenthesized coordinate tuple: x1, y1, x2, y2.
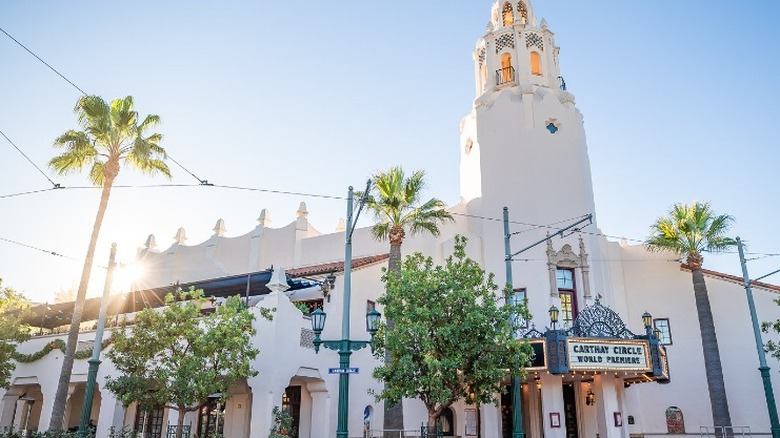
(134, 405, 164, 437)
(556, 269, 574, 290)
(654, 318, 673, 345)
(556, 268, 577, 326)
(465, 409, 478, 436)
(510, 288, 527, 330)
(559, 292, 575, 326)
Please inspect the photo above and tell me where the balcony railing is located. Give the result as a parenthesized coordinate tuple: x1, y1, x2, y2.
(496, 66, 515, 86)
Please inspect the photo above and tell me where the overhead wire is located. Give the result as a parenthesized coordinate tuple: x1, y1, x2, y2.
(0, 25, 208, 186)
(0, 129, 61, 188)
(0, 236, 79, 262)
(0, 25, 88, 96)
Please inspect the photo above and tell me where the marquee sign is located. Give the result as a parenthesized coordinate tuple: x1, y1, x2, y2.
(567, 338, 651, 371)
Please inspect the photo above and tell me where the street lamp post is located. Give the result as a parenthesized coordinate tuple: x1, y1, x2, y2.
(78, 243, 117, 437)
(309, 183, 380, 438)
(503, 207, 591, 438)
(736, 237, 780, 438)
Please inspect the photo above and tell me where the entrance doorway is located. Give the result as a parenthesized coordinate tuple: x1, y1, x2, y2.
(562, 385, 579, 438)
(282, 386, 302, 438)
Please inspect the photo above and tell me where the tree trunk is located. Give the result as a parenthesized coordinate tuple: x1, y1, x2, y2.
(48, 177, 115, 430)
(176, 406, 186, 438)
(691, 267, 732, 431)
(383, 241, 404, 437)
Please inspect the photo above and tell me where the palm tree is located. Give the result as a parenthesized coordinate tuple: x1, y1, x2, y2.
(646, 201, 736, 432)
(47, 95, 170, 430)
(360, 166, 453, 435)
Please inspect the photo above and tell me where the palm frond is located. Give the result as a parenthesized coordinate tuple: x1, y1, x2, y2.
(645, 201, 736, 260)
(89, 161, 106, 186)
(53, 94, 169, 183)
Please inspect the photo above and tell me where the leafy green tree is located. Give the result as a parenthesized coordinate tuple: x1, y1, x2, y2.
(372, 236, 532, 429)
(106, 289, 265, 438)
(48, 95, 170, 430)
(646, 201, 737, 430)
(0, 279, 31, 388)
(358, 166, 453, 432)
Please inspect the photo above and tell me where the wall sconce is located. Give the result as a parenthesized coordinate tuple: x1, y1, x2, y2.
(535, 377, 541, 390)
(586, 388, 595, 406)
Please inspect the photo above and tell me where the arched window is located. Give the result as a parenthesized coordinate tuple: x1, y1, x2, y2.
(499, 53, 514, 84)
(517, 2, 528, 24)
(530, 51, 542, 76)
(502, 2, 514, 26)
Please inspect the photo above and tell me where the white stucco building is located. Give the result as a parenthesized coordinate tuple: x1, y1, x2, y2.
(2, 1, 779, 437)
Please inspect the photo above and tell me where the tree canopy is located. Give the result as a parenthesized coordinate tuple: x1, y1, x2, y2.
(645, 201, 737, 268)
(106, 288, 266, 438)
(0, 279, 31, 388)
(371, 236, 533, 427)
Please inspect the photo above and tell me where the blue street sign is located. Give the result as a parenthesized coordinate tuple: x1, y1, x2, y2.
(328, 367, 359, 374)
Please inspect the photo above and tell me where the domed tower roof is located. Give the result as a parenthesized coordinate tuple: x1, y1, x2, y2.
(489, 0, 536, 29)
(473, 0, 564, 97)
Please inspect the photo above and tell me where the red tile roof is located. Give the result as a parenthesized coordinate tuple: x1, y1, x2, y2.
(681, 264, 780, 293)
(287, 253, 389, 277)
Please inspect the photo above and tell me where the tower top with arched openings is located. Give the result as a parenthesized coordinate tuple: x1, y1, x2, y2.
(473, 1, 565, 97)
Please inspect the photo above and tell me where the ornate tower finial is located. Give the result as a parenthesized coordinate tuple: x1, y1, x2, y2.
(173, 228, 187, 245)
(213, 219, 227, 236)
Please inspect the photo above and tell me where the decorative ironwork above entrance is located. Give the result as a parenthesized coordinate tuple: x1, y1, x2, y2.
(570, 296, 637, 339)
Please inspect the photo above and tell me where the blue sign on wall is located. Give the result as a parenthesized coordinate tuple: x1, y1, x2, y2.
(329, 367, 359, 374)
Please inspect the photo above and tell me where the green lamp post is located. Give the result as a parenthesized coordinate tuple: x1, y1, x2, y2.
(78, 243, 117, 437)
(310, 306, 381, 438)
(309, 183, 380, 438)
(736, 237, 780, 438)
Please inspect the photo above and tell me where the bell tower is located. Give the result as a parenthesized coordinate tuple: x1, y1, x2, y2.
(458, 1, 619, 334)
(459, 0, 597, 231)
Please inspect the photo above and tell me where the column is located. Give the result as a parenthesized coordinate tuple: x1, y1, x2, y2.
(526, 381, 542, 438)
(61, 384, 78, 429)
(248, 389, 277, 438)
(95, 390, 123, 437)
(593, 373, 622, 438)
(12, 399, 29, 431)
(481, 402, 501, 438)
(0, 390, 22, 427)
(309, 388, 330, 438)
(540, 373, 566, 438)
(38, 383, 57, 433)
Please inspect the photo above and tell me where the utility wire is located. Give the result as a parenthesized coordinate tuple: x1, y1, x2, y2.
(0, 188, 60, 199)
(211, 184, 347, 201)
(0, 236, 79, 261)
(0, 129, 61, 188)
(0, 25, 208, 186)
(166, 154, 210, 186)
(0, 25, 88, 96)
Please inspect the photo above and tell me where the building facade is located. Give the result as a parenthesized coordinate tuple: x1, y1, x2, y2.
(2, 1, 780, 437)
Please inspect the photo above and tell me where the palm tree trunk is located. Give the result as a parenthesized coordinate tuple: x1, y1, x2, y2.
(48, 179, 114, 430)
(383, 242, 404, 437)
(691, 267, 732, 432)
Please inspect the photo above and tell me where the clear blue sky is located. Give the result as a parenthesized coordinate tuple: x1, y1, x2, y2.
(2, 1, 779, 303)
